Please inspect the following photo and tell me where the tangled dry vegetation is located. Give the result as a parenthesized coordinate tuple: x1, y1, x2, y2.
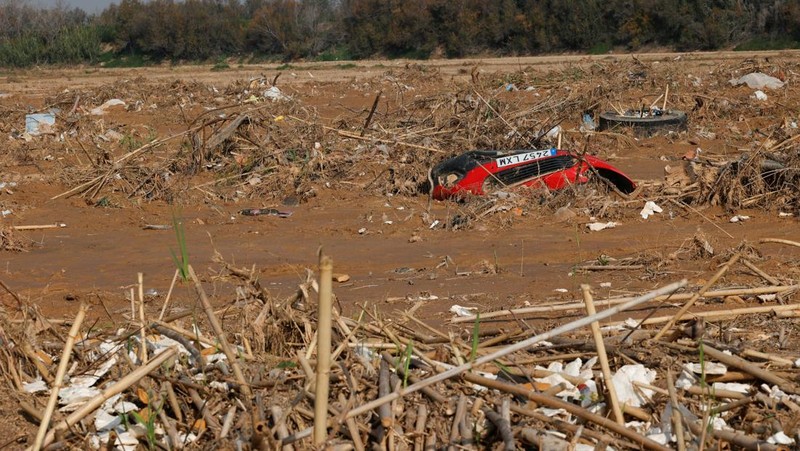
(2, 242, 800, 450)
(1, 55, 800, 450)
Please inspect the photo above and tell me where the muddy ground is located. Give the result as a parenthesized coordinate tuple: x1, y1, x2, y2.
(0, 50, 799, 447)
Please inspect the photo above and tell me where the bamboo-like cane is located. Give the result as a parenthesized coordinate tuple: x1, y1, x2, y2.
(138, 273, 147, 364)
(38, 346, 178, 449)
(187, 265, 252, 399)
(158, 268, 180, 321)
(314, 255, 333, 446)
(652, 253, 740, 341)
(760, 238, 800, 248)
(582, 285, 624, 425)
(450, 284, 795, 323)
(605, 301, 800, 327)
(741, 259, 780, 286)
(662, 85, 669, 110)
(666, 368, 687, 451)
(32, 303, 87, 451)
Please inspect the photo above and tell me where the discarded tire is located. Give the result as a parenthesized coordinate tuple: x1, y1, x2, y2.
(598, 110, 687, 135)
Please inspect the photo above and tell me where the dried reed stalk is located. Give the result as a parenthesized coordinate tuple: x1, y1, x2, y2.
(314, 255, 333, 445)
(187, 265, 252, 399)
(32, 303, 87, 451)
(581, 285, 623, 425)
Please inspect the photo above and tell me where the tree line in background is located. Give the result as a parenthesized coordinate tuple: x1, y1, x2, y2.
(0, 0, 799, 67)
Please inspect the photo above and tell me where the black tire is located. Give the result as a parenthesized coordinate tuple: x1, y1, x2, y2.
(598, 110, 687, 135)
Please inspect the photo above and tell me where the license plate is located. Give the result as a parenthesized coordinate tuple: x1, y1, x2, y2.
(495, 149, 556, 168)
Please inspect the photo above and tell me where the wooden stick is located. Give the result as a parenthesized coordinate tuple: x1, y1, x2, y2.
(576, 264, 644, 271)
(32, 303, 86, 451)
(361, 91, 382, 137)
(11, 224, 66, 231)
(314, 255, 333, 446)
(653, 254, 740, 341)
(188, 265, 252, 399)
(413, 404, 427, 451)
(702, 344, 799, 394)
(760, 238, 800, 248)
(450, 285, 795, 323)
(741, 259, 780, 286)
(39, 346, 178, 449)
(582, 285, 624, 425)
(662, 84, 669, 110)
(339, 280, 687, 421)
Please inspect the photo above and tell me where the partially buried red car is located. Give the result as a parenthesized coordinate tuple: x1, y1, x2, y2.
(430, 148, 636, 200)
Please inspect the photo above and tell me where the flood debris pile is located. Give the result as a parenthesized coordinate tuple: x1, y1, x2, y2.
(1, 57, 797, 228)
(1, 239, 799, 450)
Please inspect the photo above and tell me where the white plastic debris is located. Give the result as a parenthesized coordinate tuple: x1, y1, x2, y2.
(729, 72, 785, 90)
(587, 221, 617, 231)
(640, 201, 663, 219)
(611, 364, 656, 408)
(600, 282, 612, 288)
(90, 99, 126, 115)
(553, 288, 569, 293)
(449, 304, 476, 317)
(263, 86, 290, 102)
(729, 215, 750, 223)
(684, 362, 727, 375)
(768, 431, 796, 445)
(754, 90, 768, 101)
(25, 113, 56, 135)
(23, 378, 48, 393)
(779, 212, 794, 218)
(545, 125, 561, 138)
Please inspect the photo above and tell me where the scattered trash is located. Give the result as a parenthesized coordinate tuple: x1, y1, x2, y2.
(640, 201, 663, 219)
(753, 90, 768, 101)
(263, 86, 290, 101)
(729, 72, 785, 90)
(611, 364, 657, 408)
(580, 113, 596, 132)
(767, 431, 795, 445)
(90, 99, 126, 115)
(239, 208, 293, 218)
(449, 304, 477, 317)
(729, 215, 750, 223)
(25, 112, 56, 135)
(586, 221, 617, 231)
